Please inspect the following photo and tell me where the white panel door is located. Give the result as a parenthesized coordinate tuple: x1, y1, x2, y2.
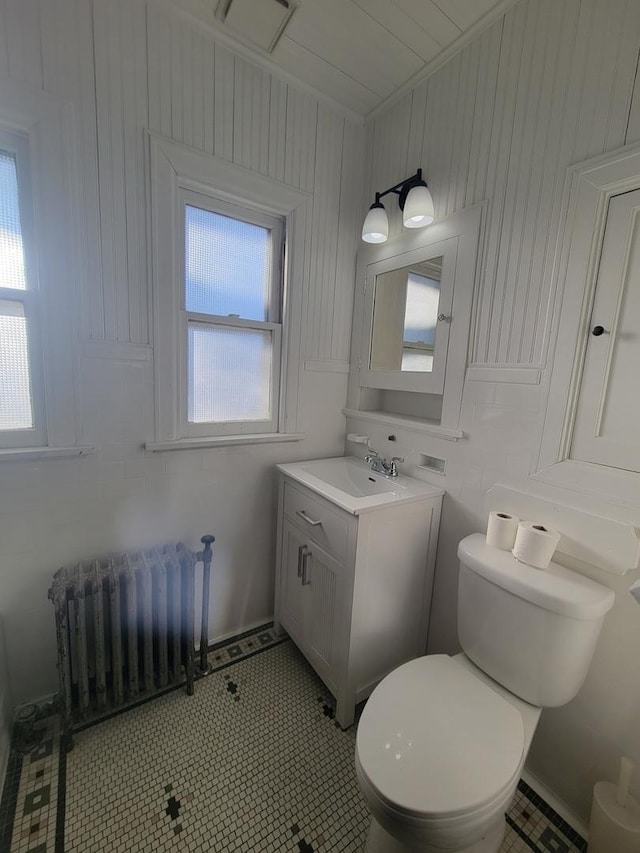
(571, 188, 640, 472)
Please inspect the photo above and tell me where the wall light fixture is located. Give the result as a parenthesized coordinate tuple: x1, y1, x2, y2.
(361, 168, 434, 244)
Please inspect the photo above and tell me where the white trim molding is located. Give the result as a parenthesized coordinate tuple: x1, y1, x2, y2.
(466, 365, 542, 385)
(0, 80, 83, 451)
(145, 433, 306, 452)
(534, 140, 640, 509)
(148, 132, 311, 446)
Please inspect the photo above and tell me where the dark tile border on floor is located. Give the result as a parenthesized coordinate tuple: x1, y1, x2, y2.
(507, 780, 588, 853)
(0, 740, 23, 851)
(515, 780, 588, 852)
(54, 739, 66, 853)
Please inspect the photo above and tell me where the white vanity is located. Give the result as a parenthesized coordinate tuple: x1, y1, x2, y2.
(274, 456, 443, 728)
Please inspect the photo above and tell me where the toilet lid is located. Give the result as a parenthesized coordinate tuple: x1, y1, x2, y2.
(357, 656, 524, 818)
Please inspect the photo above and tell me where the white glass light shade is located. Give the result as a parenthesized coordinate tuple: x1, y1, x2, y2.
(362, 203, 389, 243)
(403, 183, 434, 228)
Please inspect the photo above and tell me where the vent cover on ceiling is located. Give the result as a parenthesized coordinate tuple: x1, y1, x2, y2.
(217, 0, 297, 53)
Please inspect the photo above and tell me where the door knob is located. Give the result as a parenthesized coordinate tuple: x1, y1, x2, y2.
(591, 325, 606, 336)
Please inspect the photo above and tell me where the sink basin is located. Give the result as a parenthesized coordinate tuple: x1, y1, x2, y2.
(277, 456, 443, 514)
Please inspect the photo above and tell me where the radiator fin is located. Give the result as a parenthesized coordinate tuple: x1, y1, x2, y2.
(49, 541, 200, 747)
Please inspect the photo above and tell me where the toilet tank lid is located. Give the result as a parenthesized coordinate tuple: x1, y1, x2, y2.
(458, 534, 615, 620)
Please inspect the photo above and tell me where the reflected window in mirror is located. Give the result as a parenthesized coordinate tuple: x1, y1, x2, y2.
(370, 256, 442, 374)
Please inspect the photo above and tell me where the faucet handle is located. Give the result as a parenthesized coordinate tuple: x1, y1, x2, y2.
(388, 456, 405, 477)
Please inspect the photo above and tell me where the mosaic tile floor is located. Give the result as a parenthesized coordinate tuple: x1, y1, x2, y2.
(0, 625, 588, 852)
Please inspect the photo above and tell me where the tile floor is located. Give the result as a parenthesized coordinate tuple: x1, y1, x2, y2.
(0, 625, 588, 852)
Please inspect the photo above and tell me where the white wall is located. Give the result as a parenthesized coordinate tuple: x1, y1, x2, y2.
(350, 0, 640, 824)
(0, 0, 362, 706)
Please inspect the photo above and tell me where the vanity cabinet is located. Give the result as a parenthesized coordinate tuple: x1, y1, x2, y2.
(274, 467, 442, 728)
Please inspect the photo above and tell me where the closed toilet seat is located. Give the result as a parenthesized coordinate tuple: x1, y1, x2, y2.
(356, 655, 525, 835)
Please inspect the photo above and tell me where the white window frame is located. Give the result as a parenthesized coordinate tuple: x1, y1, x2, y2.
(148, 133, 310, 450)
(178, 191, 284, 437)
(0, 128, 47, 447)
(0, 81, 84, 460)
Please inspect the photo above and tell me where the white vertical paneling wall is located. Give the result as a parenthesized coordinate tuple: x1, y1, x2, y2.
(352, 0, 640, 824)
(0, 0, 362, 709)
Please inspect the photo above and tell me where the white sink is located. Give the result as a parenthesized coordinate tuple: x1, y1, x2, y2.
(277, 456, 443, 514)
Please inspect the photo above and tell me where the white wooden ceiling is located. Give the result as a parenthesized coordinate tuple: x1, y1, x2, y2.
(167, 0, 519, 117)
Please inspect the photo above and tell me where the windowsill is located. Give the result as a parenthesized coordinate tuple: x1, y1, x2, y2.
(0, 445, 95, 462)
(145, 433, 307, 452)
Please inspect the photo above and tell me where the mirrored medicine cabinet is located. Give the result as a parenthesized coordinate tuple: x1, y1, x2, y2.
(347, 204, 482, 434)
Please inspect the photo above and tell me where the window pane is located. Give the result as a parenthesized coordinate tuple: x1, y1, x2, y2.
(185, 206, 272, 320)
(0, 150, 27, 290)
(0, 301, 33, 429)
(188, 323, 272, 423)
(403, 272, 440, 346)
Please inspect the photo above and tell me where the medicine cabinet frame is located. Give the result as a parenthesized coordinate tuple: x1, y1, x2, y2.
(360, 238, 456, 395)
(347, 204, 482, 432)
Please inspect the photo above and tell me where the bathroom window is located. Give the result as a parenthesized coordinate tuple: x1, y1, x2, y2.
(180, 194, 284, 436)
(149, 136, 309, 449)
(0, 130, 45, 448)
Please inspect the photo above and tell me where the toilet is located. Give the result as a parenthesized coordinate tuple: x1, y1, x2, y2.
(355, 533, 615, 853)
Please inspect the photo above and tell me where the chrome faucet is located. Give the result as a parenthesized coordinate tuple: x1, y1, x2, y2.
(364, 448, 405, 478)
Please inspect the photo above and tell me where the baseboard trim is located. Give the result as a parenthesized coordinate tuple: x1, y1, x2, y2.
(202, 617, 276, 652)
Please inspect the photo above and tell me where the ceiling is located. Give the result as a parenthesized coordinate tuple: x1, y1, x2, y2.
(169, 0, 518, 117)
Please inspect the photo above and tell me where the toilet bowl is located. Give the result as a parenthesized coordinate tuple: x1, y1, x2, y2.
(356, 654, 540, 852)
(354, 534, 614, 853)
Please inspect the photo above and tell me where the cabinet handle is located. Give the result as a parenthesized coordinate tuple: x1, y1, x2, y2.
(297, 544, 305, 578)
(296, 510, 322, 527)
(301, 548, 311, 586)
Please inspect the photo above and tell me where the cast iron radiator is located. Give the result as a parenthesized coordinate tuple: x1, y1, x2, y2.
(48, 536, 214, 750)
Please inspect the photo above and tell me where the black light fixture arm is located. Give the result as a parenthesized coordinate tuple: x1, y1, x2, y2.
(374, 168, 427, 211)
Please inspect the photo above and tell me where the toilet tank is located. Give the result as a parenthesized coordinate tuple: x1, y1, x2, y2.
(457, 534, 615, 707)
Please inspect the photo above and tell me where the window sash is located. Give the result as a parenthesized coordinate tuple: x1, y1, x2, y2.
(0, 128, 46, 448)
(180, 188, 283, 323)
(179, 313, 282, 437)
(177, 192, 284, 438)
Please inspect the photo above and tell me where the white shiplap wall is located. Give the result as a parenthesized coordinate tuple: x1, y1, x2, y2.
(0, 0, 361, 356)
(366, 0, 640, 369)
(0, 0, 362, 709)
(354, 0, 640, 824)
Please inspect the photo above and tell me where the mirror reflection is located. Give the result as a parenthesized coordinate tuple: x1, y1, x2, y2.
(370, 256, 442, 373)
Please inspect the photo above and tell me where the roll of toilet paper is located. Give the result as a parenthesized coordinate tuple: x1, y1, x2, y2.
(486, 511, 520, 550)
(512, 521, 561, 569)
(589, 781, 640, 853)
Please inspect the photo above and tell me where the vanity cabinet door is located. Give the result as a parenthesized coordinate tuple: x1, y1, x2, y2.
(280, 519, 341, 693)
(304, 541, 341, 692)
(279, 519, 310, 650)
